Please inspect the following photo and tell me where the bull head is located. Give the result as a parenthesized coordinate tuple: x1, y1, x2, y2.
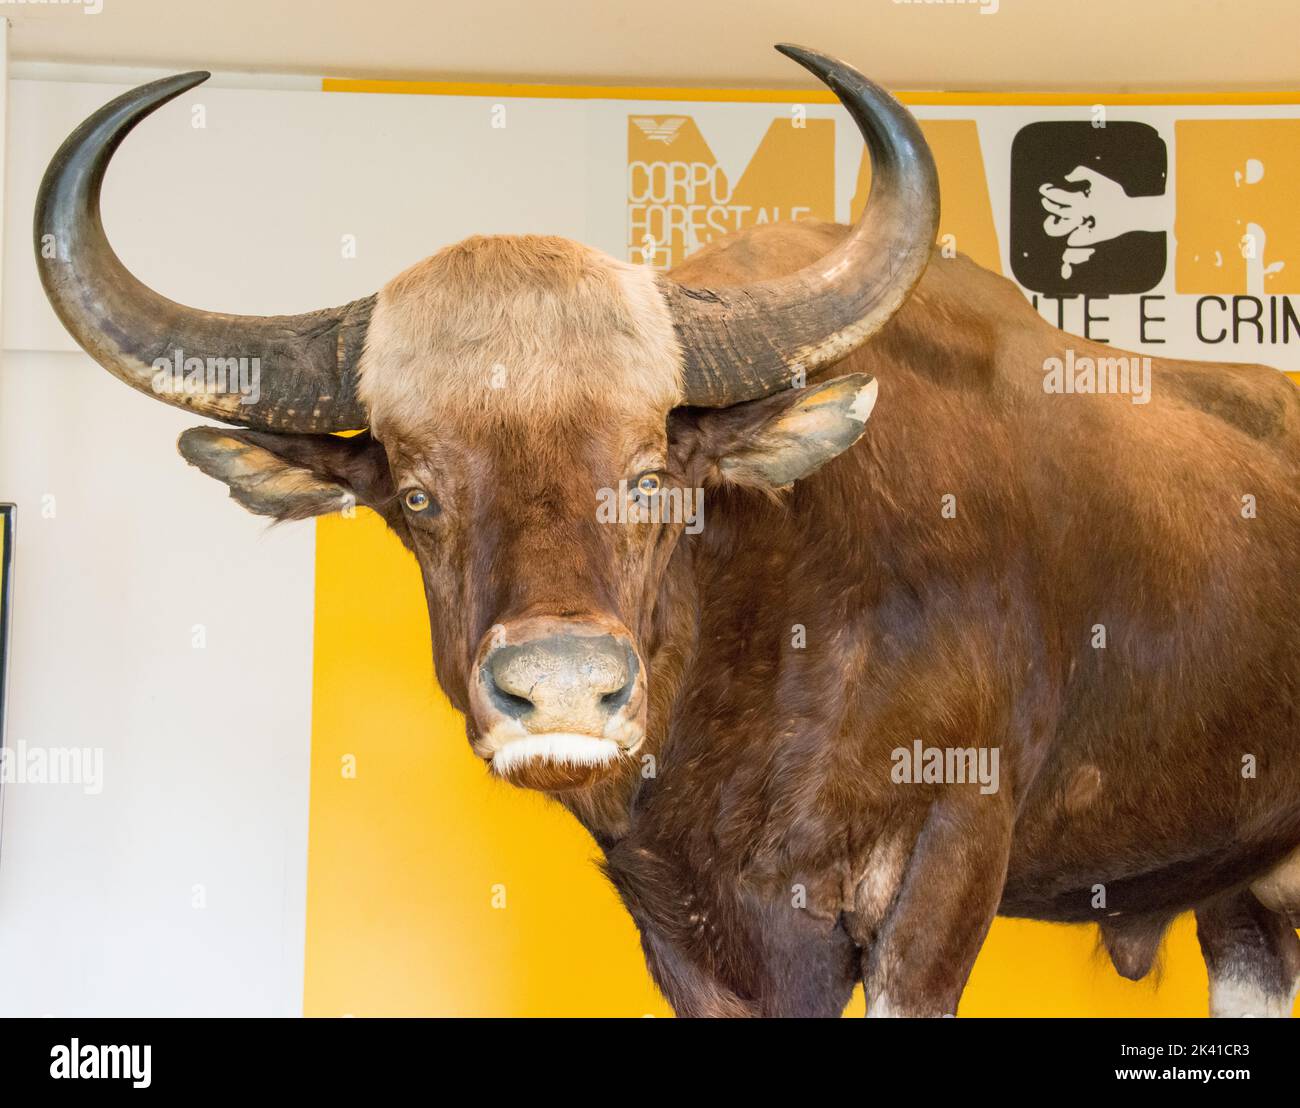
(35, 45, 938, 793)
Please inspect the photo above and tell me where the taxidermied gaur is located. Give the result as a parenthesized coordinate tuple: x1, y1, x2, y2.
(36, 44, 1300, 1017)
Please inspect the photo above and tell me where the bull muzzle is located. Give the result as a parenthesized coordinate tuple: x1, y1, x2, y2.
(469, 616, 646, 791)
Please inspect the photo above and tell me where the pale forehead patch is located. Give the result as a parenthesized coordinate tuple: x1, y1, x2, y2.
(358, 235, 683, 435)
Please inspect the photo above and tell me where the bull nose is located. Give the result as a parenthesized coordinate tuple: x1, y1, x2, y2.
(484, 632, 636, 729)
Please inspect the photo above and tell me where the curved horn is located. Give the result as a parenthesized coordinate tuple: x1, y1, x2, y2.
(35, 72, 372, 432)
(663, 44, 940, 407)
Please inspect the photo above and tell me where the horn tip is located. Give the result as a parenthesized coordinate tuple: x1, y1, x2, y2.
(143, 70, 210, 101)
(153, 71, 211, 98)
(773, 43, 844, 85)
(774, 43, 825, 65)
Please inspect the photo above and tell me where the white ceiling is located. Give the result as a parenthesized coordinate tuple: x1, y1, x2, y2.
(6, 0, 1298, 92)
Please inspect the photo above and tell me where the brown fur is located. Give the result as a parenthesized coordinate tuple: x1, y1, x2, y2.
(599, 222, 1300, 1015)
(358, 235, 681, 437)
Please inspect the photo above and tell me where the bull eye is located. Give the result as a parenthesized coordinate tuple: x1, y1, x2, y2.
(402, 488, 435, 514)
(633, 472, 662, 500)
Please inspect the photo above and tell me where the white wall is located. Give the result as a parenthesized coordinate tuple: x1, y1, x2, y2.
(7, 0, 1298, 93)
(0, 351, 317, 1016)
(0, 70, 327, 1016)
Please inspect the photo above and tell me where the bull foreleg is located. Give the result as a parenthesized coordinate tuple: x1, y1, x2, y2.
(1195, 890, 1300, 1018)
(858, 795, 1012, 1017)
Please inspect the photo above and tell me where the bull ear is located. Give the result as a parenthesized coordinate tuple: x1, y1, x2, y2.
(177, 426, 395, 521)
(701, 374, 878, 489)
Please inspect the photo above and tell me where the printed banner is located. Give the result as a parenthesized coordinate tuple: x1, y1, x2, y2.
(622, 96, 1300, 375)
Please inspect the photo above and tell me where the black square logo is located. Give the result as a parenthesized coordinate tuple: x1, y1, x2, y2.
(1010, 121, 1168, 297)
